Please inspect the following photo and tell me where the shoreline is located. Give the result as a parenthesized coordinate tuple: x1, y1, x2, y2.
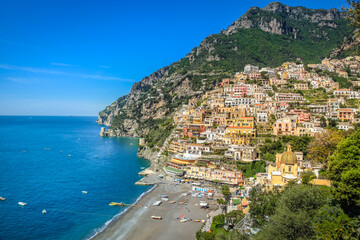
(91, 181, 216, 240)
(87, 184, 158, 240)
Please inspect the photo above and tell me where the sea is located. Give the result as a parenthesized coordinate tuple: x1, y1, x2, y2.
(0, 116, 152, 240)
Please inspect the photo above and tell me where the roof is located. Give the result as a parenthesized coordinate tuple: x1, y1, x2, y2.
(232, 198, 241, 205)
(309, 179, 331, 187)
(166, 166, 184, 173)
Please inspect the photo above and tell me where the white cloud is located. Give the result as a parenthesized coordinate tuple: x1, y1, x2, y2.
(50, 62, 79, 67)
(99, 65, 110, 68)
(0, 64, 134, 82)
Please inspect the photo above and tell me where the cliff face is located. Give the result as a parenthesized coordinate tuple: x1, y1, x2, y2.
(98, 1, 353, 140)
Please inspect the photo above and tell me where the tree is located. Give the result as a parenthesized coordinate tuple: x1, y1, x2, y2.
(221, 185, 230, 200)
(254, 185, 332, 240)
(328, 129, 360, 216)
(249, 185, 281, 227)
(344, 0, 360, 29)
(308, 129, 343, 163)
(313, 204, 360, 239)
(301, 171, 316, 185)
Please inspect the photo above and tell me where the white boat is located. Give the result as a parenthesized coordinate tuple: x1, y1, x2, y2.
(153, 201, 162, 206)
(42, 209, 47, 214)
(18, 202, 27, 206)
(82, 191, 88, 194)
(94, 155, 98, 158)
(0, 197, 5, 201)
(68, 155, 71, 157)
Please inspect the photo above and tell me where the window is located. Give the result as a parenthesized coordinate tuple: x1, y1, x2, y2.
(288, 166, 292, 172)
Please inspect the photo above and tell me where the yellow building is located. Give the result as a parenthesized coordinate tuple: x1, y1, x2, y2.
(231, 117, 255, 128)
(268, 145, 299, 187)
(225, 126, 256, 138)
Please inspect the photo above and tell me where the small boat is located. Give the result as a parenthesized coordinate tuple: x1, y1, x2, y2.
(153, 201, 162, 206)
(94, 155, 98, 158)
(151, 216, 162, 220)
(0, 197, 5, 201)
(107, 153, 110, 156)
(68, 155, 71, 157)
(169, 201, 176, 204)
(82, 191, 88, 194)
(180, 219, 188, 223)
(42, 209, 47, 214)
(109, 202, 124, 206)
(194, 220, 201, 222)
(18, 202, 27, 206)
(178, 201, 185, 204)
(22, 150, 27, 153)
(140, 167, 145, 169)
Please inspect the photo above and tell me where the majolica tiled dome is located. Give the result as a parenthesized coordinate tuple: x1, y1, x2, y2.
(281, 145, 297, 164)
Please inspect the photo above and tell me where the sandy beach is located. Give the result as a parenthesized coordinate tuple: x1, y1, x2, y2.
(92, 181, 218, 240)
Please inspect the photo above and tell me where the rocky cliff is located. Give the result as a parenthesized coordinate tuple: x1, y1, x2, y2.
(98, 2, 354, 143)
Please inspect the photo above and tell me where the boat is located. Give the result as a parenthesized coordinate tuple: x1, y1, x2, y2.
(82, 191, 88, 194)
(109, 202, 124, 206)
(0, 197, 5, 201)
(169, 201, 176, 204)
(42, 209, 47, 214)
(151, 216, 162, 220)
(152, 201, 162, 206)
(68, 155, 71, 157)
(180, 219, 188, 223)
(94, 155, 98, 158)
(178, 201, 185, 204)
(194, 220, 201, 222)
(199, 201, 208, 207)
(18, 202, 27, 206)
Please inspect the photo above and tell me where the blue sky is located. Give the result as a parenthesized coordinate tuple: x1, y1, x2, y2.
(0, 0, 349, 116)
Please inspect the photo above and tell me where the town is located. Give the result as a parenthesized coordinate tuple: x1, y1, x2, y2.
(155, 56, 360, 191)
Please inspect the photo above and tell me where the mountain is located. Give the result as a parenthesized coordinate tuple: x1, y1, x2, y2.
(98, 2, 355, 146)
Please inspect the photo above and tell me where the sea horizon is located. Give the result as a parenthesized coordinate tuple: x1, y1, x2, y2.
(0, 116, 151, 240)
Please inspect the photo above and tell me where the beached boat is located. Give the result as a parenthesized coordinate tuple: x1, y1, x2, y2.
(109, 202, 124, 206)
(0, 197, 5, 201)
(152, 201, 162, 206)
(178, 201, 185, 204)
(42, 209, 47, 214)
(18, 202, 27, 206)
(169, 201, 176, 204)
(82, 191, 88, 194)
(151, 216, 162, 220)
(194, 220, 201, 222)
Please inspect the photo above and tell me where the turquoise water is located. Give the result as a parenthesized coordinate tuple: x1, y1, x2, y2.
(0, 116, 151, 240)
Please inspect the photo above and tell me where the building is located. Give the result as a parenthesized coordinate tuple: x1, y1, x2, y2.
(273, 116, 298, 136)
(244, 64, 259, 74)
(267, 145, 299, 187)
(275, 93, 303, 102)
(294, 83, 308, 90)
(338, 108, 355, 123)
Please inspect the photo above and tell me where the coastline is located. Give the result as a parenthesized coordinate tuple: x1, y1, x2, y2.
(87, 184, 158, 240)
(91, 181, 216, 240)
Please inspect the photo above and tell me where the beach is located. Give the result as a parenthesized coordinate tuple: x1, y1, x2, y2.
(92, 181, 218, 240)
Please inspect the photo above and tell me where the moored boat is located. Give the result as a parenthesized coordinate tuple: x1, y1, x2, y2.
(109, 202, 124, 206)
(151, 216, 162, 220)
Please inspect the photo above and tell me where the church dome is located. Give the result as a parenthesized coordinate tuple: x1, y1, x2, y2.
(281, 145, 297, 164)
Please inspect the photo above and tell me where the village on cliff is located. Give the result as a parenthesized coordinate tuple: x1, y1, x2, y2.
(135, 55, 360, 211)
